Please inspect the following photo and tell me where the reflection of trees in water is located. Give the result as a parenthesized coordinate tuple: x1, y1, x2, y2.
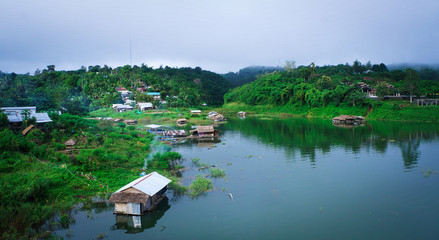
(225, 118, 439, 168)
(399, 133, 421, 170)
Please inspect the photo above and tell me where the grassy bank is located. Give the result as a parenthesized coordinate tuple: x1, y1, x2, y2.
(216, 101, 439, 122)
(89, 107, 212, 125)
(0, 114, 186, 239)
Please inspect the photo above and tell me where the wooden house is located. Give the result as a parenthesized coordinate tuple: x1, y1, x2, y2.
(109, 172, 171, 215)
(190, 126, 219, 137)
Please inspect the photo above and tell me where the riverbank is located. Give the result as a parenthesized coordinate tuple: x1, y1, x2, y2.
(214, 101, 439, 122)
(0, 114, 186, 239)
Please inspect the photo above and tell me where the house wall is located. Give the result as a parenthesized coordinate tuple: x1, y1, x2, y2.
(115, 203, 127, 214)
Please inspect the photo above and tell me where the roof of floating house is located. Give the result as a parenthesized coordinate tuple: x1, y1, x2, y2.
(333, 115, 364, 121)
(109, 172, 171, 203)
(145, 124, 166, 129)
(193, 126, 214, 133)
(191, 110, 201, 113)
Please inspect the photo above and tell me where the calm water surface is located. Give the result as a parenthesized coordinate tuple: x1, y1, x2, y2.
(54, 118, 439, 239)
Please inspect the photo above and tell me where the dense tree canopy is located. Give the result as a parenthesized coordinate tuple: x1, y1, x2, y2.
(0, 65, 230, 114)
(224, 62, 439, 108)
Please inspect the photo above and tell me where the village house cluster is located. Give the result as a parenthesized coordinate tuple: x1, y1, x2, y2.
(112, 87, 164, 112)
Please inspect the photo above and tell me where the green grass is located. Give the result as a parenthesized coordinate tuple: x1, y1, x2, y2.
(367, 101, 439, 122)
(0, 115, 187, 239)
(89, 107, 212, 125)
(216, 101, 439, 122)
(209, 168, 226, 178)
(188, 175, 213, 198)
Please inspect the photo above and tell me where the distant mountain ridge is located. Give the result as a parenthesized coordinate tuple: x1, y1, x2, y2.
(387, 63, 439, 71)
(222, 65, 284, 87)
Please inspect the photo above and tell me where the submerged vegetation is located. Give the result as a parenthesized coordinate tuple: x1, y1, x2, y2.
(188, 175, 213, 198)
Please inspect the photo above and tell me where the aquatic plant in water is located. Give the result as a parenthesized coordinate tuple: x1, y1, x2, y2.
(209, 168, 226, 178)
(189, 175, 213, 198)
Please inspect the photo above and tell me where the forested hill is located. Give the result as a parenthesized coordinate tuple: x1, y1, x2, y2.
(0, 65, 230, 114)
(224, 62, 439, 108)
(222, 65, 283, 87)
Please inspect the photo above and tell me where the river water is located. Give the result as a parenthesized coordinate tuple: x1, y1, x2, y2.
(53, 117, 439, 239)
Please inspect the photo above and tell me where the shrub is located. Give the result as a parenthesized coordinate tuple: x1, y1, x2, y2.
(188, 175, 212, 198)
(209, 168, 226, 178)
(53, 142, 66, 150)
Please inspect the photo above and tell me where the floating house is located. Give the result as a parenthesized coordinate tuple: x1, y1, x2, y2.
(163, 129, 187, 138)
(190, 126, 219, 137)
(332, 115, 365, 125)
(109, 172, 171, 215)
(145, 124, 169, 134)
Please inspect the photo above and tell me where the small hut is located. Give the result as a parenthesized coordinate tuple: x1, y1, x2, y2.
(190, 126, 219, 137)
(65, 139, 77, 147)
(238, 111, 246, 118)
(190, 110, 201, 115)
(124, 120, 138, 125)
(176, 118, 187, 125)
(109, 172, 171, 215)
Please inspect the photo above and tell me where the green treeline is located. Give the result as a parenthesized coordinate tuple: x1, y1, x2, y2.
(222, 65, 283, 87)
(0, 64, 230, 114)
(224, 62, 439, 119)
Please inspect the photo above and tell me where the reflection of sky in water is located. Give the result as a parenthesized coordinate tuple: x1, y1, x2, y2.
(54, 118, 439, 240)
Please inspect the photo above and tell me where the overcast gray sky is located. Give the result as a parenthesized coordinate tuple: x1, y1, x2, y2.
(1, 0, 438, 74)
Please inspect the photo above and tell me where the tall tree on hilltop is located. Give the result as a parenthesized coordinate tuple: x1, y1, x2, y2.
(403, 68, 420, 103)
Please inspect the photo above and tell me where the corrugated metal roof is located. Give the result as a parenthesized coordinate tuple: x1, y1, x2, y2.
(1, 106, 36, 113)
(116, 172, 171, 196)
(4, 111, 52, 123)
(138, 102, 153, 108)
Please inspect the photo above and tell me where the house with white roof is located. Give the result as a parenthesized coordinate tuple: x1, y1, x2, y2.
(108, 172, 171, 215)
(1, 106, 52, 124)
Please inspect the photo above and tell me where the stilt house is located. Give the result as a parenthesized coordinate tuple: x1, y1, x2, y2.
(109, 172, 171, 215)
